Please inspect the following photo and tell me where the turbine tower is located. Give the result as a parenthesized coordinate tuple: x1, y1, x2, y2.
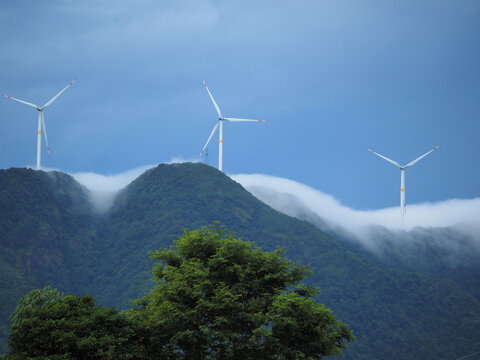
(367, 145, 441, 220)
(198, 79, 267, 172)
(3, 79, 77, 170)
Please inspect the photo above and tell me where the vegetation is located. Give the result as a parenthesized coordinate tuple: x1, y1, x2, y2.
(0, 168, 98, 354)
(8, 286, 63, 327)
(1, 164, 480, 359)
(6, 289, 144, 360)
(6, 225, 353, 359)
(131, 224, 353, 359)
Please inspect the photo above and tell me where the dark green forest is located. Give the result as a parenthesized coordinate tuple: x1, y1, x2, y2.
(1, 164, 480, 359)
(6, 226, 354, 359)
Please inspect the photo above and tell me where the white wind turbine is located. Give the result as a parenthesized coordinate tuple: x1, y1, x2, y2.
(198, 79, 267, 172)
(367, 145, 441, 221)
(3, 79, 76, 170)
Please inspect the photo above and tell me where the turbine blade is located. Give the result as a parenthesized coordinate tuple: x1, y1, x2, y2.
(367, 148, 402, 168)
(223, 117, 268, 123)
(202, 79, 222, 118)
(404, 145, 441, 168)
(41, 112, 50, 155)
(198, 122, 219, 158)
(3, 94, 39, 109)
(42, 78, 77, 108)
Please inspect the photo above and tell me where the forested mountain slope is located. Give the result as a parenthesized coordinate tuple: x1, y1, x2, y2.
(240, 183, 480, 304)
(1, 164, 479, 359)
(0, 168, 99, 353)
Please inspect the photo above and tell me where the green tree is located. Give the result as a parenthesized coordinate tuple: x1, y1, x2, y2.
(9, 286, 63, 326)
(7, 290, 145, 360)
(131, 223, 354, 359)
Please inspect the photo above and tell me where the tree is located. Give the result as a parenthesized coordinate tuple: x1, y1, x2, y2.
(8, 286, 63, 327)
(7, 290, 145, 360)
(131, 223, 354, 359)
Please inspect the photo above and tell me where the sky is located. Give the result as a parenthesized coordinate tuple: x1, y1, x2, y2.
(1, 0, 480, 211)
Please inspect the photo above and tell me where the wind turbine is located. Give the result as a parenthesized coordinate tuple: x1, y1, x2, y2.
(3, 79, 77, 170)
(198, 79, 267, 172)
(367, 145, 441, 220)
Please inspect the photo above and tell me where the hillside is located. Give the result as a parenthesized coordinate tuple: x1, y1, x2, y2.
(239, 182, 480, 303)
(0, 168, 99, 353)
(1, 164, 480, 359)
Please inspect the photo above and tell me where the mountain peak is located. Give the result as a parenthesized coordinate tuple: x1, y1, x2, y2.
(2, 164, 480, 359)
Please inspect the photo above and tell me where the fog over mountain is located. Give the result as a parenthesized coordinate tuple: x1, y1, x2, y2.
(70, 165, 155, 213)
(232, 173, 480, 266)
(5, 163, 480, 360)
(64, 163, 480, 262)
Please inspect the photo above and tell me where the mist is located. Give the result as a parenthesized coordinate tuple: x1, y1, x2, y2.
(66, 163, 480, 261)
(70, 165, 155, 213)
(68, 158, 199, 213)
(231, 173, 480, 257)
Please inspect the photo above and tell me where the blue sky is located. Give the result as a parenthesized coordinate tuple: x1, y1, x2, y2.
(1, 0, 479, 210)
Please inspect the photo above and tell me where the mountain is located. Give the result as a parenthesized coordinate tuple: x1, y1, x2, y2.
(240, 182, 480, 303)
(1, 163, 480, 359)
(0, 168, 99, 352)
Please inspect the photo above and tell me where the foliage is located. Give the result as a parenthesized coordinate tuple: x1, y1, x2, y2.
(2, 164, 480, 359)
(131, 223, 354, 359)
(0, 168, 99, 354)
(9, 286, 63, 326)
(6, 290, 145, 360)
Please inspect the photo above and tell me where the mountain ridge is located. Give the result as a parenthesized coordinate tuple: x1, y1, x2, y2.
(1, 163, 479, 359)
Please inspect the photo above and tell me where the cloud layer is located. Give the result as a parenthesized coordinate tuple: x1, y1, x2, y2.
(65, 163, 480, 259)
(70, 165, 155, 213)
(68, 158, 198, 212)
(231, 173, 480, 251)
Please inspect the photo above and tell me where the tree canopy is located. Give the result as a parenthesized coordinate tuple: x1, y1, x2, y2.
(131, 223, 354, 359)
(6, 289, 144, 360)
(8, 286, 63, 327)
(5, 223, 353, 359)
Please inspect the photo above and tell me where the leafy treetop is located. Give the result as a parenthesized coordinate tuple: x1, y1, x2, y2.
(6, 289, 144, 360)
(131, 223, 354, 359)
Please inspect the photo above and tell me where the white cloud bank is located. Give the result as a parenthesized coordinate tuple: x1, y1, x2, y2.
(69, 157, 198, 212)
(71, 165, 155, 192)
(231, 173, 480, 250)
(63, 163, 480, 256)
(70, 165, 156, 213)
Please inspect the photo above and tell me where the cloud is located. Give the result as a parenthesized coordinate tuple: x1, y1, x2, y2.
(231, 173, 480, 253)
(68, 157, 198, 212)
(70, 164, 156, 213)
(167, 156, 201, 164)
(56, 163, 480, 262)
(71, 165, 155, 192)
(55, 0, 220, 52)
